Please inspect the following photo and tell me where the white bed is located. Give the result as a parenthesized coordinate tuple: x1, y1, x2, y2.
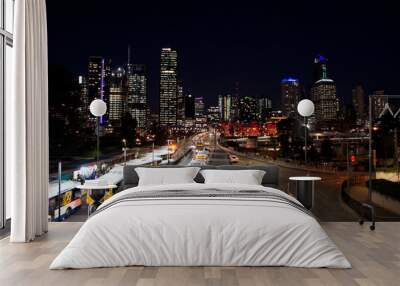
(50, 183, 351, 269)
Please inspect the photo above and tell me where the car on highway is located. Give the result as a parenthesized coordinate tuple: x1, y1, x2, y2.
(229, 154, 240, 163)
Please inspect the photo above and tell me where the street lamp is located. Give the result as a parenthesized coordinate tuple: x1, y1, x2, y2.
(167, 139, 171, 164)
(89, 99, 107, 170)
(152, 140, 155, 166)
(297, 99, 315, 165)
(122, 139, 127, 165)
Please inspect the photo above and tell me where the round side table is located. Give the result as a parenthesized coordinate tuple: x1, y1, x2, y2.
(289, 176, 321, 210)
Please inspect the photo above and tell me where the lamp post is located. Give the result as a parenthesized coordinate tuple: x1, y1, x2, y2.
(122, 139, 127, 165)
(167, 139, 171, 164)
(152, 141, 155, 166)
(89, 99, 107, 169)
(297, 99, 315, 165)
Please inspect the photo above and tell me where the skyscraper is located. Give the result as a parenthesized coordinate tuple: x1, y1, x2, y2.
(352, 84, 366, 125)
(78, 75, 89, 112)
(88, 56, 105, 102)
(195, 97, 207, 130)
(258, 97, 272, 122)
(195, 97, 205, 118)
(311, 78, 339, 122)
(184, 93, 195, 119)
(88, 56, 109, 124)
(109, 67, 126, 122)
(313, 55, 328, 83)
(239, 96, 258, 123)
(281, 77, 300, 117)
(177, 80, 185, 125)
(218, 94, 232, 122)
(127, 64, 147, 129)
(159, 48, 178, 127)
(182, 94, 195, 129)
(311, 55, 339, 124)
(231, 82, 240, 120)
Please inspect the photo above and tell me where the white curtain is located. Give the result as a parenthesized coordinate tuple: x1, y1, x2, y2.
(8, 0, 49, 242)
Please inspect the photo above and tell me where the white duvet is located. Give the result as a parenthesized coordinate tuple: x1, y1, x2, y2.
(50, 183, 351, 269)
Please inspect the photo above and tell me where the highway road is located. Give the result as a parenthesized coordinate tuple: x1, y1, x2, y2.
(178, 132, 358, 221)
(213, 145, 358, 221)
(66, 131, 359, 222)
(178, 149, 194, 166)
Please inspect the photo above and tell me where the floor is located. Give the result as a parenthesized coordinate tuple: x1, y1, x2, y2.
(1, 222, 399, 286)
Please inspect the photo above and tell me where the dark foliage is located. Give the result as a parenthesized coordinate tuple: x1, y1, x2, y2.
(368, 179, 400, 201)
(120, 112, 137, 146)
(49, 65, 92, 160)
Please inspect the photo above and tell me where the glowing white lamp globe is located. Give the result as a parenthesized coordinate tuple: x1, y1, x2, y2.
(89, 99, 107, 117)
(297, 99, 315, 117)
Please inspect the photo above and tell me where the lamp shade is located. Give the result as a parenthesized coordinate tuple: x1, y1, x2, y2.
(297, 99, 315, 117)
(89, 99, 107, 117)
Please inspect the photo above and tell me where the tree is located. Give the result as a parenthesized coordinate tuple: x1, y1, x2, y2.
(278, 134, 290, 158)
(320, 138, 334, 162)
(308, 145, 319, 164)
(277, 117, 303, 160)
(48, 64, 88, 161)
(269, 136, 279, 160)
(148, 119, 169, 146)
(120, 112, 137, 146)
(291, 137, 304, 161)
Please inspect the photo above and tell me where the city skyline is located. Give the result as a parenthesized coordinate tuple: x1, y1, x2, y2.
(71, 48, 394, 118)
(47, 1, 400, 111)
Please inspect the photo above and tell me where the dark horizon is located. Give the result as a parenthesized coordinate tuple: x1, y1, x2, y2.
(47, 1, 400, 112)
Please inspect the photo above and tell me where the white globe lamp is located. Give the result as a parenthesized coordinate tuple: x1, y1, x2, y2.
(89, 99, 107, 117)
(297, 99, 314, 117)
(297, 99, 315, 166)
(89, 99, 107, 170)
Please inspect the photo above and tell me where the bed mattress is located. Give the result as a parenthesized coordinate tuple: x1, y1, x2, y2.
(50, 183, 351, 269)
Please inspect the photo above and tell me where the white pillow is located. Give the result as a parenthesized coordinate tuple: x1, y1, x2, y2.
(135, 167, 201, 186)
(200, 169, 266, 185)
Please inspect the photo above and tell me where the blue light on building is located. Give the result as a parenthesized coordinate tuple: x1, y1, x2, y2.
(281, 77, 299, 84)
(315, 54, 327, 63)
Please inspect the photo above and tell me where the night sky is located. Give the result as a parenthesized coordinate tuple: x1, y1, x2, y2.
(47, 1, 399, 112)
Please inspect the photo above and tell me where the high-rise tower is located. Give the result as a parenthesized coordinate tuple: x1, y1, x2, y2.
(311, 78, 339, 122)
(218, 94, 232, 122)
(313, 54, 329, 83)
(109, 67, 126, 122)
(177, 80, 185, 125)
(239, 96, 258, 123)
(311, 55, 339, 123)
(159, 48, 178, 127)
(352, 84, 366, 125)
(281, 77, 300, 117)
(195, 97, 207, 130)
(88, 56, 109, 124)
(127, 64, 147, 129)
(88, 56, 105, 102)
(125, 46, 148, 129)
(184, 94, 195, 119)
